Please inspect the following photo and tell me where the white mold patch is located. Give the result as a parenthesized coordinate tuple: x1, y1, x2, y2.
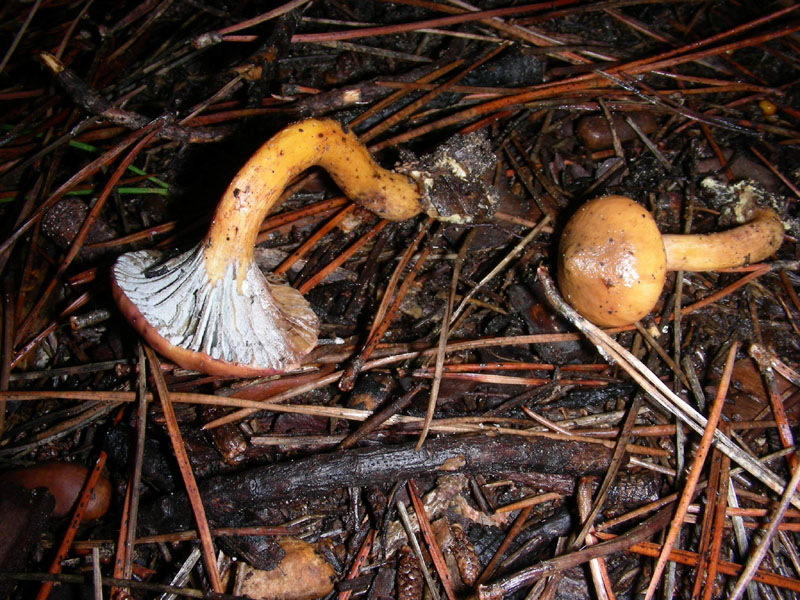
(113, 245, 319, 371)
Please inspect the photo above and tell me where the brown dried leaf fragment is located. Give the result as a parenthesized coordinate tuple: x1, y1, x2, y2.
(233, 537, 336, 600)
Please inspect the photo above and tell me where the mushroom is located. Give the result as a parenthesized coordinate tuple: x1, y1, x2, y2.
(112, 118, 497, 376)
(557, 194, 784, 327)
(0, 462, 111, 521)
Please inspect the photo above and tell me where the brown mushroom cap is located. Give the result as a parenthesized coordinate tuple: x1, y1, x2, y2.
(557, 195, 667, 327)
(0, 462, 111, 521)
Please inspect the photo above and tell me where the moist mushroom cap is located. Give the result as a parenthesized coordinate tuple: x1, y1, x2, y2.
(557, 195, 667, 327)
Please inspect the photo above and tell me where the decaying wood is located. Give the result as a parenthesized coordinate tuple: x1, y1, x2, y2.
(144, 433, 616, 533)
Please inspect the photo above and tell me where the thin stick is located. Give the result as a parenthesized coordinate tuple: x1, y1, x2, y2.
(577, 477, 615, 600)
(417, 228, 474, 449)
(477, 503, 673, 598)
(339, 383, 424, 450)
(450, 215, 549, 324)
(91, 547, 102, 600)
(573, 396, 643, 549)
(125, 345, 149, 578)
(0, 389, 664, 456)
(396, 498, 441, 600)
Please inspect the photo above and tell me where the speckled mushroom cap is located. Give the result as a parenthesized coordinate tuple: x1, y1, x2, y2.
(557, 195, 667, 327)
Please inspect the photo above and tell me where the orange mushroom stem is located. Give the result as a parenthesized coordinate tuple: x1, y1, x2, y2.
(112, 118, 497, 376)
(661, 207, 783, 271)
(557, 194, 784, 327)
(203, 118, 427, 284)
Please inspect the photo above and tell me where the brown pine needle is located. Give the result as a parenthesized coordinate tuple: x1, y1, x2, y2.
(291, 1, 578, 44)
(340, 219, 436, 392)
(144, 346, 223, 593)
(338, 529, 375, 600)
(593, 536, 800, 594)
(15, 124, 161, 346)
(577, 477, 616, 600)
(750, 343, 798, 471)
(298, 218, 388, 294)
(729, 448, 800, 600)
(538, 265, 799, 509)
(273, 203, 356, 276)
(702, 425, 732, 600)
(417, 228, 474, 449)
(407, 480, 457, 600)
(643, 342, 739, 600)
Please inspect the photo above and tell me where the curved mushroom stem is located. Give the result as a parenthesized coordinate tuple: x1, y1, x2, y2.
(204, 118, 423, 284)
(662, 208, 784, 271)
(112, 118, 499, 376)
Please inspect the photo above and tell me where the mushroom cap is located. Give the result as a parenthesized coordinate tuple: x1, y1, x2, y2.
(557, 195, 667, 327)
(0, 462, 111, 521)
(111, 246, 319, 377)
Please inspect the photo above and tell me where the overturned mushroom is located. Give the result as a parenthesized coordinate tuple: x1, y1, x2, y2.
(112, 118, 497, 376)
(557, 194, 784, 327)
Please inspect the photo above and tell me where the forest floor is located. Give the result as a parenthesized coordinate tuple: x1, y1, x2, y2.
(1, 1, 800, 599)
